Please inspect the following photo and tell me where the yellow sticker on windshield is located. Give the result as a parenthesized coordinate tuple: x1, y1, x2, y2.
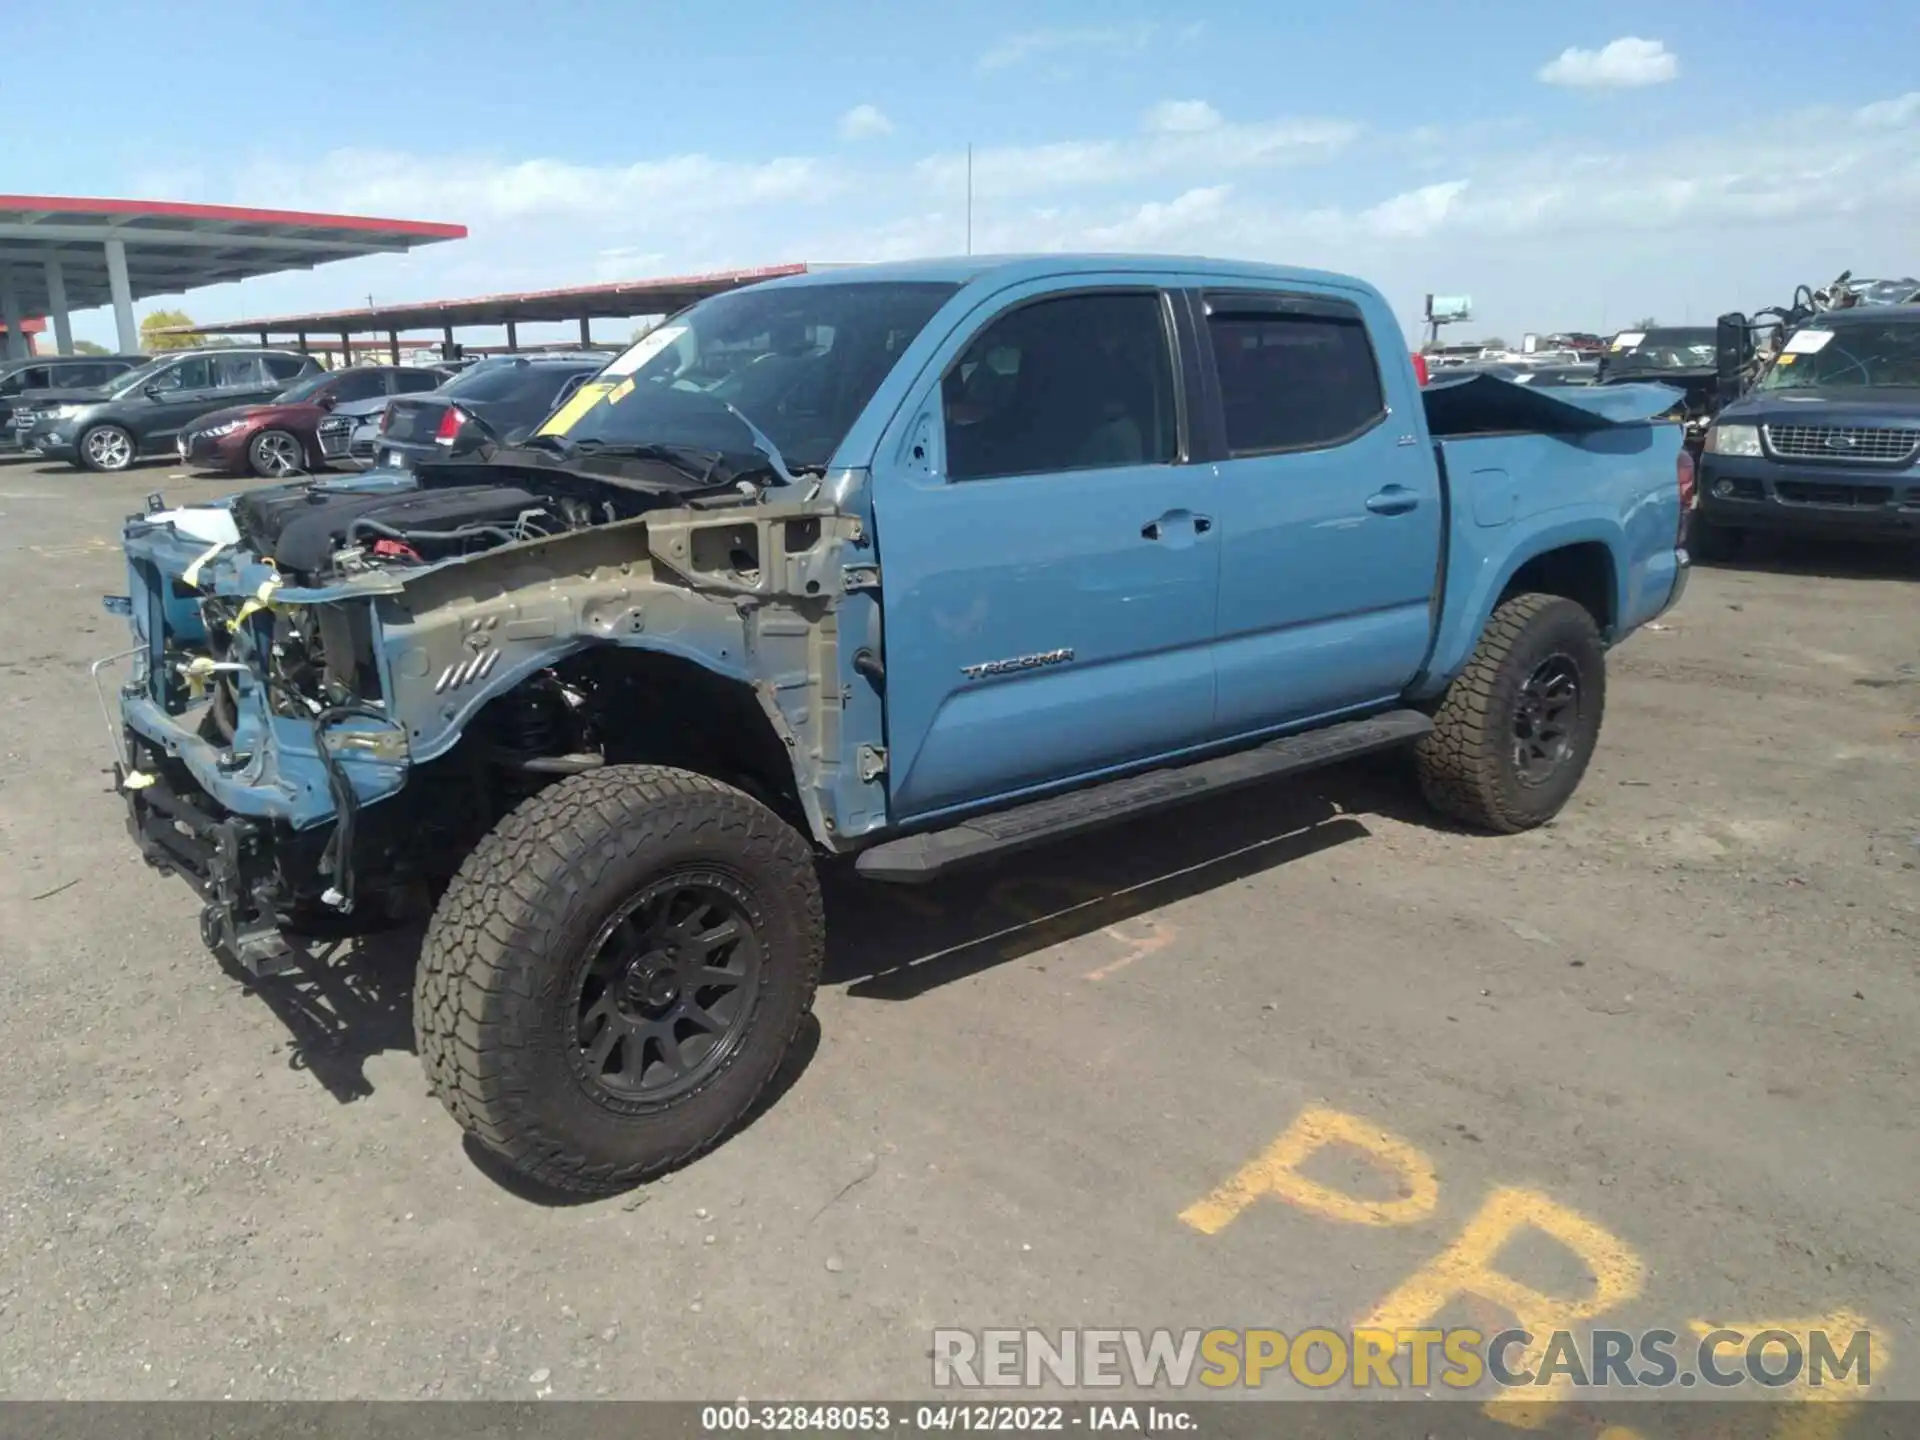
(1776, 354, 1796, 365)
(538, 382, 616, 437)
(607, 377, 635, 405)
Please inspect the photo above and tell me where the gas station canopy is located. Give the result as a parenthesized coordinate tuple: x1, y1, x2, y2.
(0, 195, 467, 358)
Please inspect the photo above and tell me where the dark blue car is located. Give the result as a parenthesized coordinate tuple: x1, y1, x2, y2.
(1697, 307, 1920, 551)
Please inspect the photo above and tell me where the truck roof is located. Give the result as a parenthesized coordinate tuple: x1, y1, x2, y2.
(754, 253, 1377, 296)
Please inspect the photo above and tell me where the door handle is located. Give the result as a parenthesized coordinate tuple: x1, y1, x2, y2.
(1365, 486, 1420, 516)
(1142, 511, 1213, 541)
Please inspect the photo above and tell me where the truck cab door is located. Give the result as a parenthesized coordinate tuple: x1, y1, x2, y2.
(867, 282, 1219, 822)
(1193, 287, 1443, 736)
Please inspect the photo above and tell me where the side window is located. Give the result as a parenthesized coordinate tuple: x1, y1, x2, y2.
(57, 363, 109, 387)
(151, 358, 212, 392)
(330, 368, 389, 402)
(942, 292, 1178, 482)
(393, 369, 441, 394)
(214, 354, 270, 389)
(18, 366, 52, 391)
(264, 353, 308, 381)
(1203, 294, 1386, 455)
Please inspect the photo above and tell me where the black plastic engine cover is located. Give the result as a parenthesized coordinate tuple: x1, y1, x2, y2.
(236, 482, 545, 576)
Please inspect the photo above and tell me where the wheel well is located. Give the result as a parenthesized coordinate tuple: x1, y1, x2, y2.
(559, 648, 806, 828)
(1498, 543, 1615, 636)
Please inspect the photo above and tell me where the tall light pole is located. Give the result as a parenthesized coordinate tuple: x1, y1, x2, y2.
(966, 143, 974, 256)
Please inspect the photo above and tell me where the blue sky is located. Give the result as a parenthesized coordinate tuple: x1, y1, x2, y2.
(7, 0, 1919, 347)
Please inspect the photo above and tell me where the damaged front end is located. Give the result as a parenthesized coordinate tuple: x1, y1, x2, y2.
(106, 460, 878, 975)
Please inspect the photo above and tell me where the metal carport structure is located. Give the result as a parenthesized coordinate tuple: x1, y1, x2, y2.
(0, 196, 467, 359)
(165, 265, 820, 361)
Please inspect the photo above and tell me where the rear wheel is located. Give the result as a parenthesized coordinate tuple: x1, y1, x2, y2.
(248, 428, 305, 477)
(414, 765, 824, 1195)
(1416, 593, 1606, 833)
(77, 423, 135, 473)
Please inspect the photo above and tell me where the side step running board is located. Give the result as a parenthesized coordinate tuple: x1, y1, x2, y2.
(854, 708, 1432, 883)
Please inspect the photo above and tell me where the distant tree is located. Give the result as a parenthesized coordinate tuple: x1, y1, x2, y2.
(1479, 336, 1509, 350)
(1632, 315, 1659, 329)
(140, 309, 205, 351)
(69, 339, 108, 355)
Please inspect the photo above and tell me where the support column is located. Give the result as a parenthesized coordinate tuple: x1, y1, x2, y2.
(258, 330, 269, 348)
(388, 330, 400, 365)
(339, 331, 352, 369)
(0, 267, 25, 360)
(45, 259, 73, 355)
(505, 320, 519, 352)
(297, 332, 309, 355)
(579, 316, 592, 347)
(104, 238, 138, 354)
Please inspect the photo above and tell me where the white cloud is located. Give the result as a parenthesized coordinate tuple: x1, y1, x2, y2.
(1856, 92, 1920, 128)
(1537, 37, 1678, 89)
(976, 23, 1155, 73)
(1360, 180, 1469, 238)
(225, 148, 843, 227)
(917, 114, 1357, 200)
(837, 104, 894, 141)
(93, 87, 1920, 351)
(1084, 186, 1233, 247)
(1145, 100, 1223, 135)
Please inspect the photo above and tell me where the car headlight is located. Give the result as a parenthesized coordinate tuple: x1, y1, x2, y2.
(202, 419, 247, 437)
(1706, 423, 1760, 457)
(52, 404, 88, 421)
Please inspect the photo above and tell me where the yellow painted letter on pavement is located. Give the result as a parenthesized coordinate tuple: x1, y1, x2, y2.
(1179, 1107, 1440, 1234)
(1687, 1312, 1877, 1440)
(1362, 1186, 1644, 1426)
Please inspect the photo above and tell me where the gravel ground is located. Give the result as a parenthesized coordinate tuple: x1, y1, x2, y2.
(1, 457, 1915, 1410)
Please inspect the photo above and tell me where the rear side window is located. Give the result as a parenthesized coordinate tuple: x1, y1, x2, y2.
(329, 368, 389, 403)
(264, 353, 308, 381)
(1204, 293, 1386, 455)
(56, 362, 116, 387)
(215, 354, 271, 388)
(942, 291, 1178, 481)
(393, 369, 442, 394)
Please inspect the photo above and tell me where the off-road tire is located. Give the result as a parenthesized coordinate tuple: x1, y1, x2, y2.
(414, 765, 824, 1195)
(1415, 592, 1606, 834)
(76, 423, 136, 473)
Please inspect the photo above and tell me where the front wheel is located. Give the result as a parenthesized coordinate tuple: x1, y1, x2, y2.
(414, 765, 824, 1195)
(77, 423, 136, 473)
(1415, 592, 1606, 833)
(248, 428, 306, 477)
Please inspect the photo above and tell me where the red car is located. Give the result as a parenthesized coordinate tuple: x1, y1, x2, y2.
(176, 365, 447, 476)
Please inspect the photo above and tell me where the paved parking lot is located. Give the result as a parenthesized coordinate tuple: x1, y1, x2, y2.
(1, 455, 1916, 1410)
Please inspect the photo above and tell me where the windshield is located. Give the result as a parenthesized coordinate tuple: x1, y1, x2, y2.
(273, 372, 335, 404)
(1760, 322, 1920, 389)
(1610, 330, 1716, 371)
(535, 281, 960, 474)
(105, 356, 182, 397)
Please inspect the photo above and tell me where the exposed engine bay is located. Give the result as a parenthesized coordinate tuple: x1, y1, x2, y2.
(229, 465, 673, 584)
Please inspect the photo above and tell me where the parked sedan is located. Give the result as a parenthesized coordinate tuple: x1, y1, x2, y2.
(178, 364, 446, 476)
(316, 365, 461, 467)
(19, 349, 321, 472)
(372, 353, 612, 470)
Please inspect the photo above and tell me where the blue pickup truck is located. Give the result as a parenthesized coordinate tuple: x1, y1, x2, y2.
(105, 256, 1690, 1193)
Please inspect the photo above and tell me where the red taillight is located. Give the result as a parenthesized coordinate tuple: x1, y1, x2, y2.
(1411, 352, 1430, 387)
(435, 405, 467, 444)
